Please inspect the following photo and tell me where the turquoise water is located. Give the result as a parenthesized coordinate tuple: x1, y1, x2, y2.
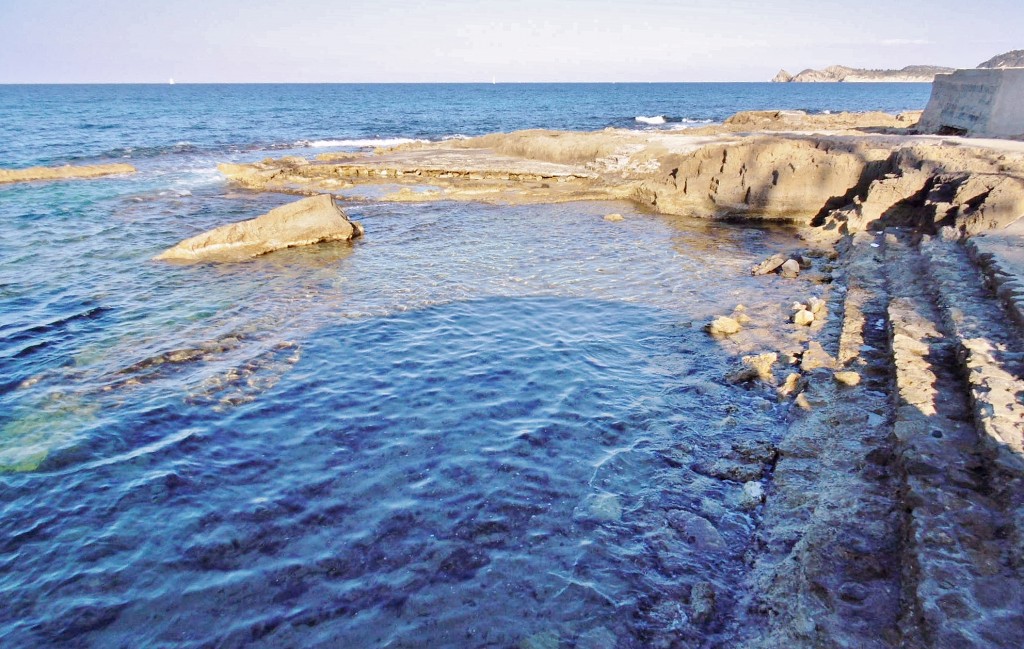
(0, 84, 927, 646)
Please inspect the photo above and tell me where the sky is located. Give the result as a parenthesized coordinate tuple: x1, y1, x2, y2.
(0, 0, 1021, 83)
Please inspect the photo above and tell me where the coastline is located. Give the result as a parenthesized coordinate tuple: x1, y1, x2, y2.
(213, 110, 1024, 645)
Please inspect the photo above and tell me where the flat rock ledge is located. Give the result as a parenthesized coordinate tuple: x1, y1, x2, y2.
(0, 163, 136, 185)
(154, 194, 363, 262)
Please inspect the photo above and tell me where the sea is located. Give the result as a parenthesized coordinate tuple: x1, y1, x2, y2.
(0, 83, 931, 647)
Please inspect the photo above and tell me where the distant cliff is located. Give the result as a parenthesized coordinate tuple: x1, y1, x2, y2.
(978, 50, 1024, 69)
(772, 64, 954, 83)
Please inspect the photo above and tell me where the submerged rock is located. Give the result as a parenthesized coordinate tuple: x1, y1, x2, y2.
(727, 353, 777, 384)
(575, 492, 623, 522)
(603, 213, 625, 222)
(690, 581, 717, 625)
(154, 194, 363, 262)
(739, 481, 765, 509)
(520, 631, 559, 649)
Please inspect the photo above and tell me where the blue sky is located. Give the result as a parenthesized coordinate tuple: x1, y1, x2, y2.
(1, 0, 1020, 82)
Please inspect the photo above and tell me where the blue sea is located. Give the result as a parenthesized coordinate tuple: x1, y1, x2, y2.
(0, 83, 931, 647)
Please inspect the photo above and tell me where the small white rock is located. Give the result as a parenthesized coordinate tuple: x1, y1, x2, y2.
(740, 481, 765, 509)
(793, 309, 815, 326)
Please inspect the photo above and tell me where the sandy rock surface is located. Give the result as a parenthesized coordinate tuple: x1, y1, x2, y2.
(154, 194, 363, 262)
(0, 163, 136, 185)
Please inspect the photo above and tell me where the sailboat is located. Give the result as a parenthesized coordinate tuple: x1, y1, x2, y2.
(169, 78, 175, 85)
(492, 76, 496, 85)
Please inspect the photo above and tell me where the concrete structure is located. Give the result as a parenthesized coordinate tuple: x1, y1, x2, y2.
(918, 68, 1024, 138)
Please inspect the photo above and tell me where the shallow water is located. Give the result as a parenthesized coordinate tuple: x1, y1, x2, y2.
(1, 177, 819, 646)
(0, 83, 863, 646)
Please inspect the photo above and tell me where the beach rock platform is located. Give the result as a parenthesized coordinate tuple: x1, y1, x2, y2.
(0, 163, 136, 185)
(212, 110, 1024, 645)
(154, 194, 363, 262)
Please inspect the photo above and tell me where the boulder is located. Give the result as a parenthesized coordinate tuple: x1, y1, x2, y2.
(603, 213, 625, 222)
(752, 253, 786, 276)
(780, 259, 801, 278)
(154, 194, 363, 262)
(707, 316, 742, 337)
(793, 309, 815, 326)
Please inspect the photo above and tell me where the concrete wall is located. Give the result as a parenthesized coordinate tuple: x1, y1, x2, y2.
(918, 68, 1024, 138)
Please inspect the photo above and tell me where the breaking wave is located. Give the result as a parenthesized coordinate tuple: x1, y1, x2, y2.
(635, 115, 667, 125)
(297, 138, 430, 148)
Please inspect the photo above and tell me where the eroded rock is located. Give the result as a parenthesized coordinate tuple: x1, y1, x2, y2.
(0, 163, 136, 185)
(707, 316, 742, 337)
(780, 259, 801, 278)
(154, 194, 363, 262)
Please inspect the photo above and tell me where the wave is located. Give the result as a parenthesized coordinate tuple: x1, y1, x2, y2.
(297, 138, 429, 149)
(634, 116, 715, 128)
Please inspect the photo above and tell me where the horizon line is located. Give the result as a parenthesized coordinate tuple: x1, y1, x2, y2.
(0, 80, 937, 86)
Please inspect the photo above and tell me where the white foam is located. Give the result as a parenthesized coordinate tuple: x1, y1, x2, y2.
(300, 138, 429, 149)
(668, 119, 715, 131)
(635, 115, 667, 125)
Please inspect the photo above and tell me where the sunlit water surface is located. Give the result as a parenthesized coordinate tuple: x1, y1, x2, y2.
(0, 83, 891, 647)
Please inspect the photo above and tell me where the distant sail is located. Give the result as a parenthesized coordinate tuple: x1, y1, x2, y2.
(169, 78, 175, 85)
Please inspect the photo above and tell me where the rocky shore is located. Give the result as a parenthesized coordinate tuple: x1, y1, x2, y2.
(214, 111, 1024, 646)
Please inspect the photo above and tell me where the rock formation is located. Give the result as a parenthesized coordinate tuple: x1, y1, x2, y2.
(154, 194, 363, 262)
(772, 64, 953, 83)
(217, 110, 1024, 237)
(917, 68, 1024, 138)
(0, 163, 136, 185)
(978, 49, 1024, 69)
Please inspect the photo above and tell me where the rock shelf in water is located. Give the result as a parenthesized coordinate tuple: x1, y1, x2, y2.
(0, 163, 136, 185)
(154, 194, 363, 262)
(218, 109, 1024, 236)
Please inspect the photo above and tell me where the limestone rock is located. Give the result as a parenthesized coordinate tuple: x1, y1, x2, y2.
(727, 353, 778, 384)
(780, 259, 801, 278)
(793, 309, 815, 326)
(778, 372, 803, 398)
(834, 370, 862, 386)
(808, 297, 827, 316)
(752, 253, 786, 276)
(603, 213, 624, 222)
(642, 138, 880, 223)
(667, 510, 726, 552)
(739, 481, 766, 509)
(0, 163, 136, 185)
(772, 69, 794, 83)
(801, 341, 837, 371)
(154, 194, 363, 262)
(707, 316, 742, 337)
